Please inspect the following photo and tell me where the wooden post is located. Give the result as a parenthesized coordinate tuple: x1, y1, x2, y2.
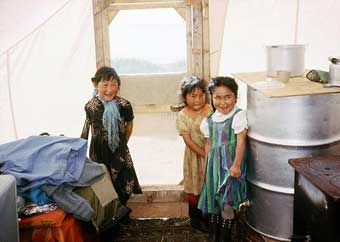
(92, 0, 111, 68)
(186, 2, 193, 76)
(202, 0, 210, 83)
(191, 0, 203, 78)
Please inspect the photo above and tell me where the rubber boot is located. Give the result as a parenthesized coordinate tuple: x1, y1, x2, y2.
(189, 202, 209, 233)
(99, 204, 132, 232)
(208, 214, 220, 242)
(219, 219, 233, 242)
(188, 202, 197, 229)
(198, 212, 209, 233)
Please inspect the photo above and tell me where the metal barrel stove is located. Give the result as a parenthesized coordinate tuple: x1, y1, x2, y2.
(245, 88, 340, 241)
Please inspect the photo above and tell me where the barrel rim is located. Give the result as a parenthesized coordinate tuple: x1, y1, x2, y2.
(245, 220, 291, 241)
(266, 44, 306, 49)
(247, 178, 294, 195)
(248, 132, 340, 147)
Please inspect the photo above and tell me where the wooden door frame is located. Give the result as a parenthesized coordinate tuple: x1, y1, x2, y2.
(92, 0, 210, 82)
(92, 0, 210, 218)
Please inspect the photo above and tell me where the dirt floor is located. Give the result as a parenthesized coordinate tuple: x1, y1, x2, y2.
(101, 213, 265, 242)
(112, 218, 209, 242)
(99, 213, 277, 242)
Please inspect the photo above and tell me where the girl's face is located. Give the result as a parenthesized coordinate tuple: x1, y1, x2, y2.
(212, 86, 236, 115)
(185, 87, 206, 112)
(95, 77, 119, 101)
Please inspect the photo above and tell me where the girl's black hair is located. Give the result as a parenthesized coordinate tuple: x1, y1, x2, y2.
(180, 76, 207, 105)
(208, 76, 238, 98)
(91, 66, 121, 87)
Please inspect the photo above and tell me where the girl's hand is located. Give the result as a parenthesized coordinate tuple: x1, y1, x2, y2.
(229, 165, 241, 178)
(202, 171, 206, 183)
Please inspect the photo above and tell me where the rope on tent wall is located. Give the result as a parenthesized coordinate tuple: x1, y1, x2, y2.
(1, 0, 81, 139)
(6, 51, 18, 139)
(294, 0, 300, 44)
(0, 0, 74, 56)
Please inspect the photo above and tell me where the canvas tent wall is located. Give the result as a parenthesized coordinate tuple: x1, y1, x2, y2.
(0, 0, 96, 144)
(219, 0, 340, 75)
(1, 0, 340, 142)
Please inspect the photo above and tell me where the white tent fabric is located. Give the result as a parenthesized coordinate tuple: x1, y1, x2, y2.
(0, 0, 96, 143)
(298, 0, 340, 69)
(209, 0, 229, 77)
(219, 0, 340, 74)
(1, 0, 340, 144)
(0, 0, 70, 53)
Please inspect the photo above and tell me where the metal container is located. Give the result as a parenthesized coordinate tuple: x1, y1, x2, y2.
(245, 88, 340, 241)
(0, 175, 19, 242)
(329, 57, 340, 86)
(266, 45, 305, 77)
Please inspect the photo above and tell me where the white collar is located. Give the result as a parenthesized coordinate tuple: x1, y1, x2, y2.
(212, 106, 238, 122)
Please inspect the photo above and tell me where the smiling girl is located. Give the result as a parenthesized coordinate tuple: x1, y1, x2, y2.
(176, 76, 212, 232)
(198, 76, 249, 242)
(81, 66, 142, 207)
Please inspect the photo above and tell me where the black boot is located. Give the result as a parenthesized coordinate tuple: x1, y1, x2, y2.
(208, 214, 220, 242)
(219, 219, 233, 242)
(99, 203, 132, 232)
(189, 202, 209, 233)
(200, 213, 209, 232)
(188, 202, 198, 229)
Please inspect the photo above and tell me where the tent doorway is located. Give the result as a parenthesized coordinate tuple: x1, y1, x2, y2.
(92, 0, 211, 218)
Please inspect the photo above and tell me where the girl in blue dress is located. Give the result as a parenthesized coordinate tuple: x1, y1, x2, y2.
(198, 76, 248, 242)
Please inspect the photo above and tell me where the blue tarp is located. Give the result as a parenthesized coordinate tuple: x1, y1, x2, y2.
(0, 136, 88, 192)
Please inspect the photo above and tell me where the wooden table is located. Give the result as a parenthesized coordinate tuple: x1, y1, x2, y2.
(232, 71, 340, 98)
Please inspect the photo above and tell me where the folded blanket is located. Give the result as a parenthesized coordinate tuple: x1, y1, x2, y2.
(42, 159, 105, 221)
(0, 136, 88, 192)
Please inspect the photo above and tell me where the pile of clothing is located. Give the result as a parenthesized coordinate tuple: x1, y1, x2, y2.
(0, 135, 129, 232)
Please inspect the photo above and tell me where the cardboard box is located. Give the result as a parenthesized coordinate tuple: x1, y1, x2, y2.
(76, 164, 120, 231)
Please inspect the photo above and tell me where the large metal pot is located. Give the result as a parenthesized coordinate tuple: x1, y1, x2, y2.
(266, 44, 305, 77)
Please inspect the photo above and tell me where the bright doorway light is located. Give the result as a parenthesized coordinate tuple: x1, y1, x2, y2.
(109, 8, 187, 74)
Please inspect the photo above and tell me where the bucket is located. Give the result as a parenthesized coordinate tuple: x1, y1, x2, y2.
(266, 44, 305, 77)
